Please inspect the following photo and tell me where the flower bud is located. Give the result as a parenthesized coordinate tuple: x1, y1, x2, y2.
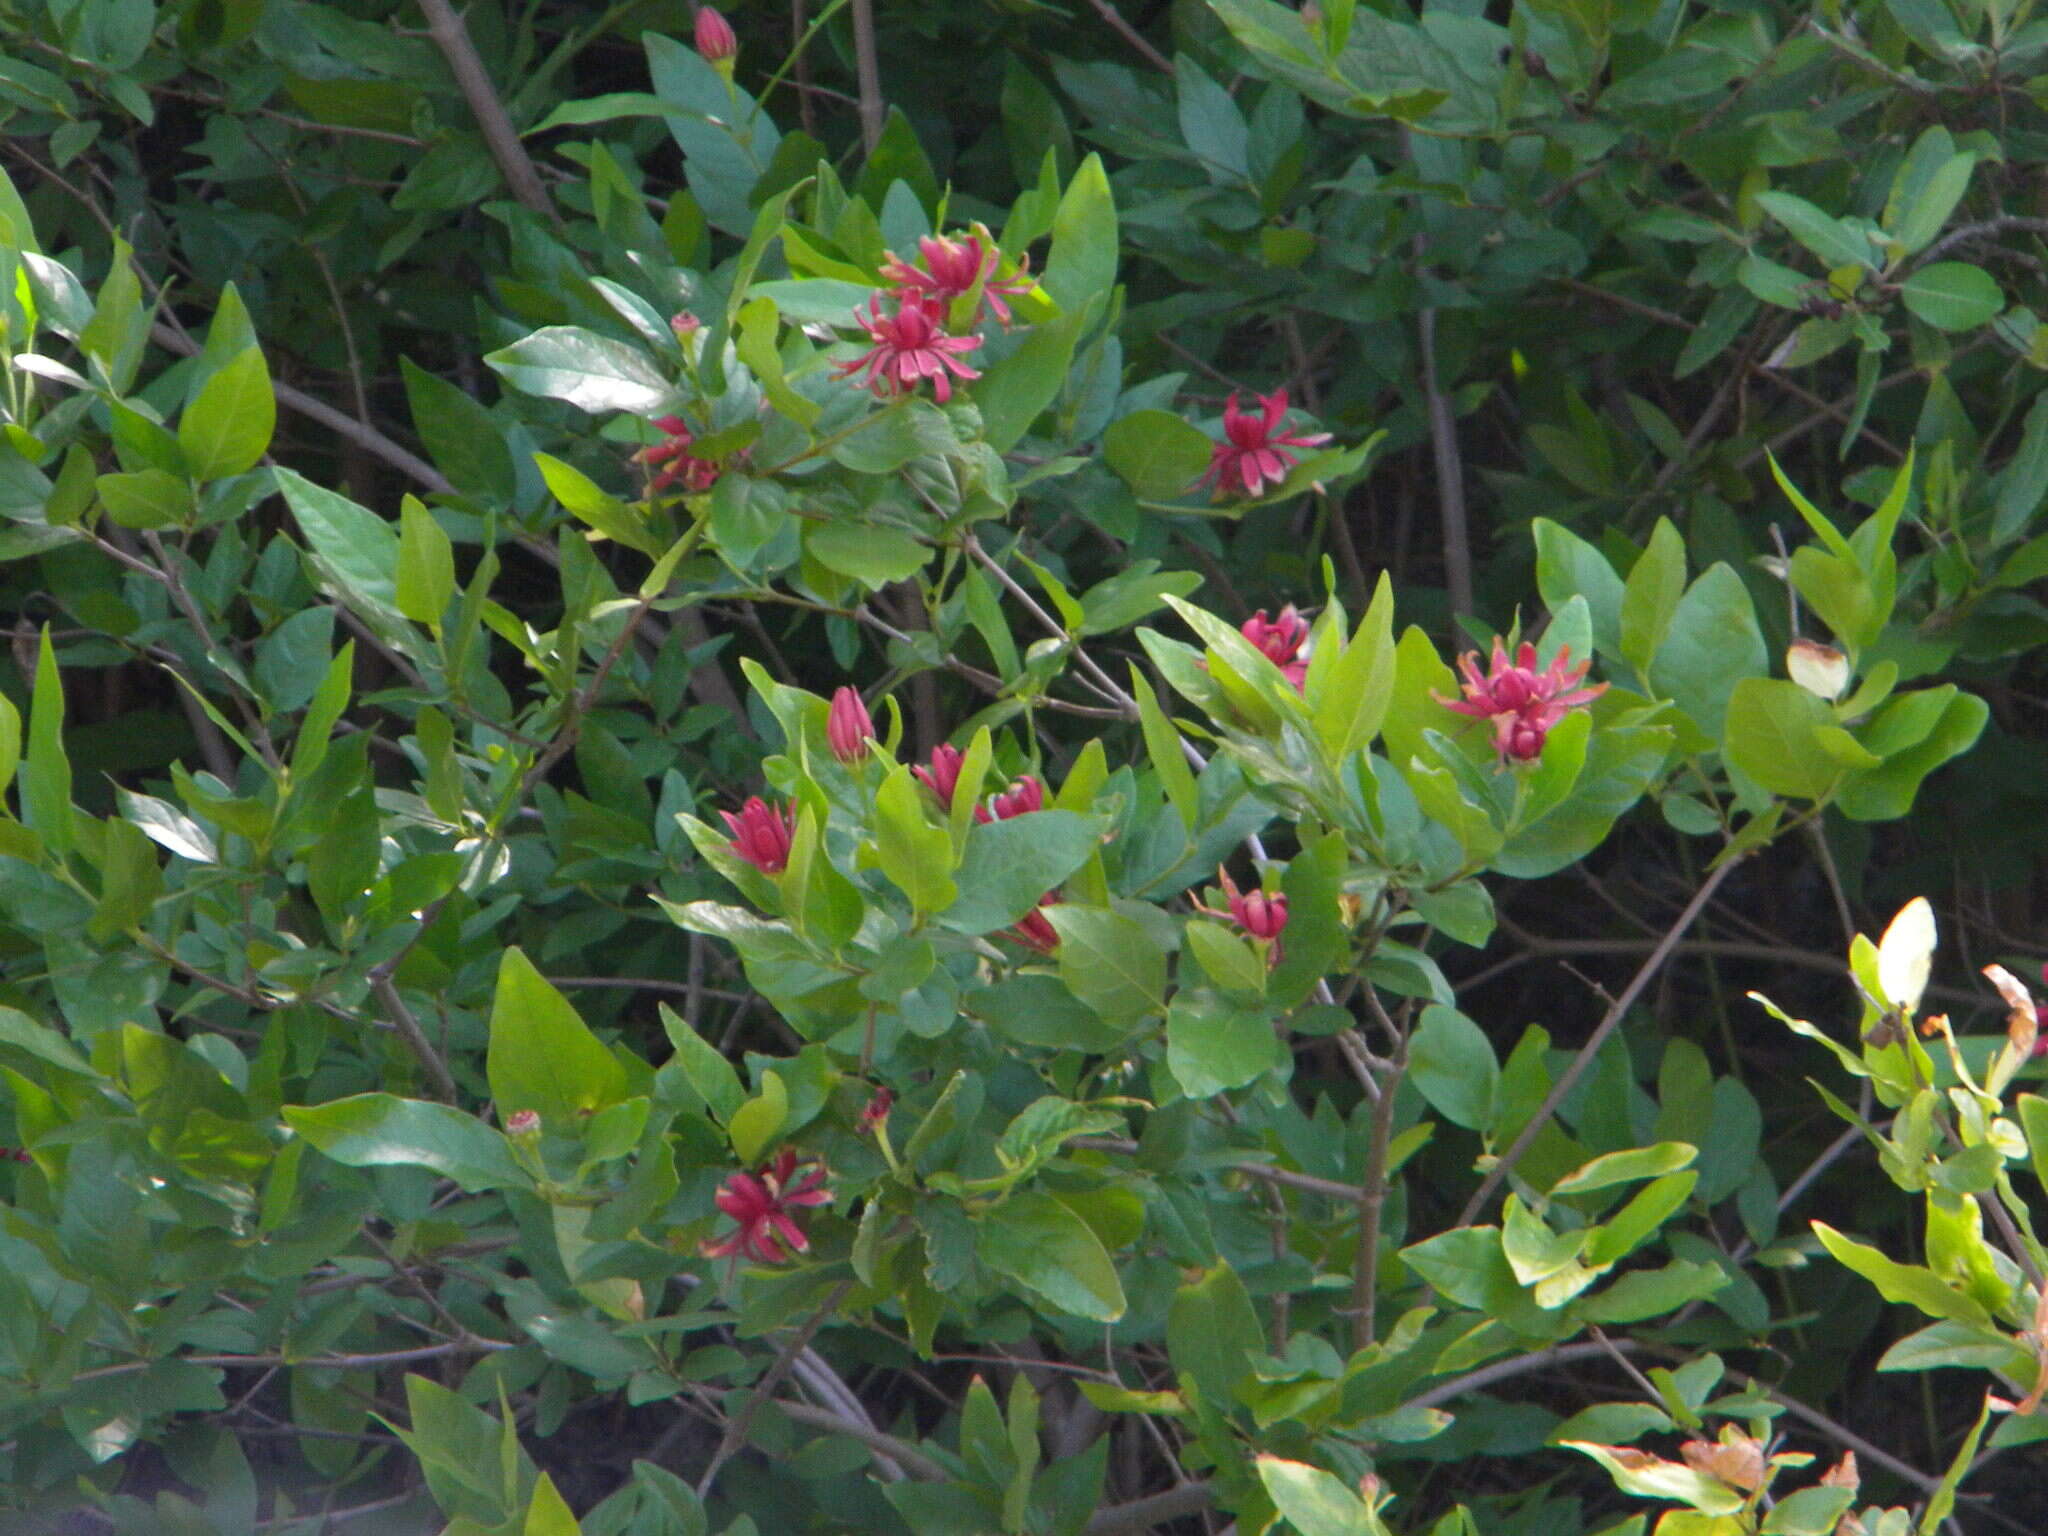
(827, 686, 873, 765)
(1787, 638, 1851, 700)
(913, 744, 964, 807)
(505, 1108, 541, 1140)
(858, 1087, 894, 1135)
(694, 6, 737, 70)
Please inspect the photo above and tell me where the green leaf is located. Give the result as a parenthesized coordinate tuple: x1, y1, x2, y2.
(284, 1094, 531, 1192)
(1184, 920, 1267, 996)
(1256, 1456, 1376, 1536)
(487, 948, 630, 1131)
(1313, 571, 1397, 763)
(1103, 409, 1213, 498)
(1563, 1443, 1744, 1516)
(940, 811, 1102, 933)
(727, 1070, 787, 1165)
(1755, 191, 1877, 271)
(1168, 1262, 1265, 1407)
(1919, 1394, 1993, 1534)
(402, 357, 516, 504)
(807, 522, 927, 587)
(177, 347, 274, 481)
(1408, 1004, 1499, 1131)
(276, 468, 405, 632)
(1835, 690, 1987, 822)
(1042, 154, 1118, 311)
(1048, 907, 1165, 1023)
(1132, 668, 1199, 830)
(485, 326, 673, 415)
(1166, 991, 1286, 1097)
(1811, 1221, 1990, 1325)
(1620, 519, 1685, 675)
(1553, 1142, 1698, 1195)
(1724, 678, 1841, 800)
(396, 496, 456, 626)
(1899, 262, 2004, 331)
(735, 296, 820, 429)
(977, 1189, 1125, 1320)
(1531, 519, 1625, 664)
(24, 628, 73, 855)
(1890, 152, 1974, 255)
(975, 306, 1088, 454)
(98, 468, 192, 530)
(873, 764, 958, 916)
(659, 1002, 745, 1123)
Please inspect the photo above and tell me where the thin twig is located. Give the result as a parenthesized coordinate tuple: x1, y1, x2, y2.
(1082, 1482, 1214, 1536)
(772, 1399, 936, 1481)
(1416, 251, 1473, 618)
(415, 0, 558, 222)
(698, 1276, 856, 1495)
(371, 973, 461, 1102)
(1082, 0, 1173, 73)
(1458, 853, 1743, 1225)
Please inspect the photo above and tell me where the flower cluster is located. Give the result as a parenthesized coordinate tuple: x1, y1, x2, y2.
(637, 415, 723, 496)
(834, 229, 1028, 404)
(1434, 638, 1607, 763)
(1197, 389, 1331, 499)
(702, 1148, 830, 1264)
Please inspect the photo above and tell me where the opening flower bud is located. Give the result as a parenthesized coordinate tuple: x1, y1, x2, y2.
(694, 5, 737, 68)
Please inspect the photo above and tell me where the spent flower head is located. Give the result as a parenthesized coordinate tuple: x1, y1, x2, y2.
(1196, 389, 1331, 499)
(1434, 638, 1607, 763)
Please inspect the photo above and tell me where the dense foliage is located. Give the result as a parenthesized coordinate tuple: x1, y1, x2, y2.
(0, 0, 2044, 1533)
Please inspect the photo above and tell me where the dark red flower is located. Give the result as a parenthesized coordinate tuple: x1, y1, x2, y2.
(827, 687, 873, 765)
(975, 775, 1044, 824)
(1200, 868, 1289, 968)
(702, 1148, 830, 1264)
(1433, 638, 1608, 763)
(1196, 389, 1331, 499)
(694, 5, 737, 66)
(913, 744, 965, 807)
(722, 796, 795, 874)
(878, 229, 1033, 328)
(637, 415, 722, 495)
(834, 292, 982, 403)
(1242, 605, 1310, 689)
(1009, 893, 1061, 954)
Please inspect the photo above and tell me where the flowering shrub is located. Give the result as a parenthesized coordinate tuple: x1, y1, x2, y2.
(0, 0, 2037, 1532)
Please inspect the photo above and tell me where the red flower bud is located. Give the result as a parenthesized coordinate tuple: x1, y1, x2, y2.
(694, 5, 737, 66)
(1009, 893, 1061, 953)
(858, 1087, 894, 1134)
(505, 1108, 541, 1138)
(975, 775, 1044, 824)
(827, 687, 874, 764)
(721, 796, 794, 874)
(913, 744, 965, 807)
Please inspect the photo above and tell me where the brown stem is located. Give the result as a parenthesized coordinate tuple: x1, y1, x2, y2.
(1083, 1482, 1213, 1536)
(1352, 1039, 1403, 1350)
(1415, 264, 1473, 618)
(415, 0, 557, 222)
(1457, 853, 1743, 1225)
(1082, 0, 1173, 73)
(697, 1276, 857, 1495)
(848, 0, 885, 153)
(371, 972, 461, 1102)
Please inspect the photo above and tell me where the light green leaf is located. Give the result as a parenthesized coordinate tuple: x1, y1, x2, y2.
(1723, 678, 1841, 800)
(284, 1094, 531, 1192)
(873, 764, 957, 916)
(1049, 906, 1165, 1023)
(485, 325, 673, 415)
(1899, 262, 2004, 331)
(1104, 408, 1213, 499)
(486, 948, 630, 1131)
(396, 496, 456, 626)
(178, 347, 274, 481)
(1166, 991, 1285, 1097)
(977, 1189, 1126, 1320)
(1408, 1004, 1499, 1131)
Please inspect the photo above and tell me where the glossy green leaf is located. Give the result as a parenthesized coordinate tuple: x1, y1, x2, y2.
(977, 1189, 1125, 1320)
(284, 1094, 531, 1192)
(487, 948, 630, 1131)
(485, 325, 672, 415)
(178, 347, 274, 481)
(1049, 906, 1164, 1023)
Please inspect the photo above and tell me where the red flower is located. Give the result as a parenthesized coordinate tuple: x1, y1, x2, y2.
(1242, 605, 1310, 689)
(827, 687, 873, 765)
(913, 743, 965, 807)
(1433, 638, 1608, 763)
(722, 796, 795, 874)
(975, 775, 1044, 824)
(694, 5, 737, 67)
(637, 415, 722, 495)
(878, 230, 1033, 328)
(834, 292, 982, 403)
(1009, 893, 1061, 954)
(1200, 868, 1289, 968)
(702, 1148, 830, 1264)
(1196, 389, 1331, 499)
